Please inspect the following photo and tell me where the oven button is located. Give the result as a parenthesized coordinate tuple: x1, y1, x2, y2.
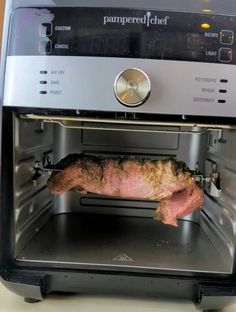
(220, 30, 234, 45)
(39, 40, 52, 54)
(218, 47, 233, 63)
(114, 68, 151, 107)
(40, 23, 52, 37)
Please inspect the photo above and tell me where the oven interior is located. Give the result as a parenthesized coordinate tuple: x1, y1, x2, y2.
(11, 110, 236, 275)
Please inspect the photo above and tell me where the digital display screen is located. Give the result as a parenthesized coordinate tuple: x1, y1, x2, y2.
(69, 30, 205, 61)
(9, 7, 236, 64)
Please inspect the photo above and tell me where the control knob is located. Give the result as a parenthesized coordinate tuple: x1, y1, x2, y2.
(114, 68, 151, 107)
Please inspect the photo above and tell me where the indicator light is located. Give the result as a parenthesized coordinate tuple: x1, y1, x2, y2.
(201, 9, 212, 13)
(201, 23, 211, 29)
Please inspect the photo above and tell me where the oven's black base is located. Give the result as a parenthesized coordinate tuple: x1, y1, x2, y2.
(24, 297, 41, 303)
(0, 271, 45, 301)
(1, 268, 236, 310)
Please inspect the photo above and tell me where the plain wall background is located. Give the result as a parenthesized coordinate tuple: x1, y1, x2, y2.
(0, 0, 5, 53)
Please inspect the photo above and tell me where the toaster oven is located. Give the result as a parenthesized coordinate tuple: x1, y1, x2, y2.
(1, 0, 236, 310)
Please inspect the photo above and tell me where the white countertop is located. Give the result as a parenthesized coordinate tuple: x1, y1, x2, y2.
(1, 282, 236, 312)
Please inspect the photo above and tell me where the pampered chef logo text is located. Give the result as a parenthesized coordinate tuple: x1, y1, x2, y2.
(103, 11, 170, 27)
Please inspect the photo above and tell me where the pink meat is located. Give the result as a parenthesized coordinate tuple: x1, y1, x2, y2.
(48, 154, 204, 226)
(155, 181, 204, 226)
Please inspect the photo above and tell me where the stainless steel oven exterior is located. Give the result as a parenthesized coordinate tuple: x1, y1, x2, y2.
(1, 1, 236, 310)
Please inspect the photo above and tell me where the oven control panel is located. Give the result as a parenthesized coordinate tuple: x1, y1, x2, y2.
(3, 7, 236, 117)
(6, 8, 236, 64)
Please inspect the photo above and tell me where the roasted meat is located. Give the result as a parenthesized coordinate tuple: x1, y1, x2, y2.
(48, 154, 204, 226)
